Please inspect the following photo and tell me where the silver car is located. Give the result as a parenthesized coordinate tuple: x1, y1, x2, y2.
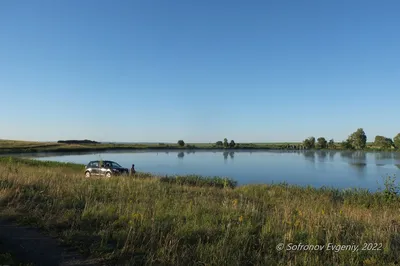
(84, 160, 129, 178)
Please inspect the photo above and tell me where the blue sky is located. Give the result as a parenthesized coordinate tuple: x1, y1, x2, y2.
(1, 0, 399, 143)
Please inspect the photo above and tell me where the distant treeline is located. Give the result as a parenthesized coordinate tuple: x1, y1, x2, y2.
(57, 139, 99, 144)
(301, 128, 400, 151)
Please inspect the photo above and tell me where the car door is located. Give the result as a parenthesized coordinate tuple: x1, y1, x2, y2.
(99, 161, 109, 176)
(91, 161, 100, 175)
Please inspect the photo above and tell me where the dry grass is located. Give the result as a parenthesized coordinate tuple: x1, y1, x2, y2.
(0, 158, 400, 265)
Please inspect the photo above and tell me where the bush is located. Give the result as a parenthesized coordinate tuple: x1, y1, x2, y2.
(378, 175, 400, 203)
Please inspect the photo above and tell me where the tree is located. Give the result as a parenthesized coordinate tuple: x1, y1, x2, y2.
(177, 140, 185, 147)
(303, 139, 310, 149)
(215, 141, 223, 146)
(309, 137, 315, 149)
(229, 140, 236, 148)
(394, 133, 400, 150)
(316, 137, 328, 149)
(347, 128, 367, 150)
(341, 139, 353, 149)
(303, 137, 315, 149)
(374, 135, 394, 149)
(223, 138, 228, 148)
(328, 139, 336, 149)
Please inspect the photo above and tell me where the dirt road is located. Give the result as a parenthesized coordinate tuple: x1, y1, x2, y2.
(0, 218, 109, 266)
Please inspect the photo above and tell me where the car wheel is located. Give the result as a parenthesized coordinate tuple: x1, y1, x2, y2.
(105, 172, 112, 178)
(85, 171, 91, 178)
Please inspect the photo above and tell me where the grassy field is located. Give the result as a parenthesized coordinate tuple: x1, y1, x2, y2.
(0, 157, 400, 265)
(0, 139, 393, 155)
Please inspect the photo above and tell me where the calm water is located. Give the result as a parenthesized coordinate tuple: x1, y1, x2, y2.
(22, 150, 400, 191)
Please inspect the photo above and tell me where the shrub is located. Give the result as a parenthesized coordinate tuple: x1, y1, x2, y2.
(378, 175, 400, 203)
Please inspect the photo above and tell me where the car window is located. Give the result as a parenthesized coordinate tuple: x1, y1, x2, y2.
(90, 161, 99, 168)
(112, 162, 122, 168)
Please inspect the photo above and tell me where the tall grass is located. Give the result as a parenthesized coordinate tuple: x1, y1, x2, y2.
(159, 175, 237, 189)
(0, 158, 400, 265)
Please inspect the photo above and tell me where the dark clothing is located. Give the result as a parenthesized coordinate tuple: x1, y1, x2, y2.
(131, 165, 136, 175)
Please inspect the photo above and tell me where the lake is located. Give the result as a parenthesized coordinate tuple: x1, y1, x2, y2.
(21, 150, 400, 191)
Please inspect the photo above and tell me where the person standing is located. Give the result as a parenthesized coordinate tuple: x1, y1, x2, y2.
(130, 164, 136, 176)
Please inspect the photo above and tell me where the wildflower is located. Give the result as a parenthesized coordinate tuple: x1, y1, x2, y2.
(238, 215, 243, 223)
(232, 199, 238, 208)
(321, 209, 325, 215)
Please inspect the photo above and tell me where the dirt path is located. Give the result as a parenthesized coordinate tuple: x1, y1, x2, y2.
(0, 218, 110, 266)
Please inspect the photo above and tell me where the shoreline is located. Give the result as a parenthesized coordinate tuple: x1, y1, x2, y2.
(0, 145, 398, 155)
(1, 139, 398, 154)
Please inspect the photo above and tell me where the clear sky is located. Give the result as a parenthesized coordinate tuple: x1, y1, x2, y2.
(1, 0, 399, 143)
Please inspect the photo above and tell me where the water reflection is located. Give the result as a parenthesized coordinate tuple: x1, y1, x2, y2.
(318, 151, 327, 162)
(222, 151, 235, 160)
(303, 151, 316, 163)
(393, 153, 400, 166)
(374, 152, 393, 166)
(340, 151, 367, 175)
(376, 152, 393, 160)
(329, 151, 336, 161)
(340, 151, 366, 161)
(339, 151, 352, 160)
(177, 152, 184, 158)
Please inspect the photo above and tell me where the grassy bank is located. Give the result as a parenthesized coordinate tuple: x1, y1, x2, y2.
(0, 139, 396, 154)
(1, 158, 400, 265)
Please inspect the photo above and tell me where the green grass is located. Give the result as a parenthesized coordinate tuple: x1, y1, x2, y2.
(1, 158, 400, 265)
(0, 156, 85, 170)
(159, 175, 237, 189)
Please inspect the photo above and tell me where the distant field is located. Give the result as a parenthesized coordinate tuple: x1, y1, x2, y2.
(0, 139, 295, 150)
(0, 139, 394, 154)
(0, 139, 61, 148)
